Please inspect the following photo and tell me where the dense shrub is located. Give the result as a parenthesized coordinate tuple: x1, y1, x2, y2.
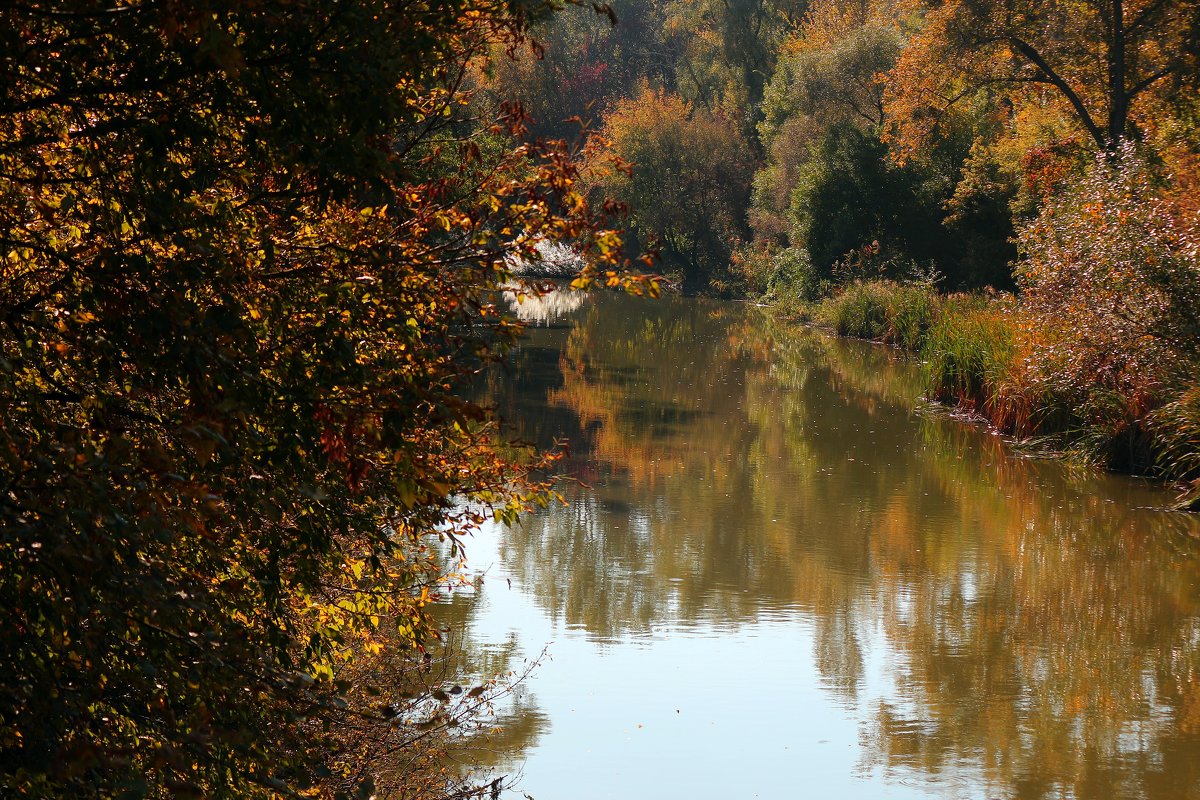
(1015, 146, 1200, 471)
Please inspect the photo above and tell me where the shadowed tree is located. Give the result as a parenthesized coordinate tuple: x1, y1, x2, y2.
(0, 1, 639, 796)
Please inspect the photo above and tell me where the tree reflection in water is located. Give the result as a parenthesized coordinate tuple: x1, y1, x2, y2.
(473, 291, 1200, 799)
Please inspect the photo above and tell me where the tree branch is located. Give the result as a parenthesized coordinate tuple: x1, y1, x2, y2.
(1009, 36, 1106, 147)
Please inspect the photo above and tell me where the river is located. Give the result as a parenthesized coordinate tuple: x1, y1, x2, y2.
(442, 290, 1200, 799)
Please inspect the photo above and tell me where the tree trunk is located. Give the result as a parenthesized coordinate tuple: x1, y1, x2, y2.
(1107, 0, 1130, 146)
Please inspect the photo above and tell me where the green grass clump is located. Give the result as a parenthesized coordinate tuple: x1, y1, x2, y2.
(815, 280, 938, 349)
(920, 294, 1016, 414)
(817, 281, 890, 339)
(886, 282, 940, 351)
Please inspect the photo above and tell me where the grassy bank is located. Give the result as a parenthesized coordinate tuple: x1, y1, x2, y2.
(805, 280, 1200, 510)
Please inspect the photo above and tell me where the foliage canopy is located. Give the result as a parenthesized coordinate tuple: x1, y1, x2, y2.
(584, 86, 753, 289)
(0, 1, 635, 796)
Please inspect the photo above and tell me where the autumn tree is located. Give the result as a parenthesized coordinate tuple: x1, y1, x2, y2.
(752, 5, 904, 244)
(478, 1, 666, 140)
(660, 0, 807, 121)
(746, 0, 993, 291)
(886, 0, 1200, 154)
(481, 0, 806, 143)
(0, 1, 637, 796)
(586, 86, 753, 290)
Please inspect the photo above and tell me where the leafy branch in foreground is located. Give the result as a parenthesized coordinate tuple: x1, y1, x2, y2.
(0, 1, 643, 796)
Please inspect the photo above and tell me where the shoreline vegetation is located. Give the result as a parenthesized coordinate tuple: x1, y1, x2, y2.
(742, 147, 1200, 510)
(774, 270, 1200, 510)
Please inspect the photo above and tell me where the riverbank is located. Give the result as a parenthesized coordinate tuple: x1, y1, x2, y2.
(775, 279, 1200, 510)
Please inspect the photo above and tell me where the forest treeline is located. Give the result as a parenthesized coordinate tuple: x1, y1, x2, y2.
(479, 0, 1200, 501)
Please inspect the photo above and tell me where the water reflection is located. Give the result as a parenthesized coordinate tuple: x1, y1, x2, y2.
(466, 292, 1200, 799)
(502, 284, 587, 325)
(424, 579, 551, 776)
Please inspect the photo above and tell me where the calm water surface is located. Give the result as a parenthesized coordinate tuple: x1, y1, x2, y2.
(444, 291, 1200, 799)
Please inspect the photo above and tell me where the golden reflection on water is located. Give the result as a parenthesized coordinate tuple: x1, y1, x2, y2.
(473, 291, 1200, 799)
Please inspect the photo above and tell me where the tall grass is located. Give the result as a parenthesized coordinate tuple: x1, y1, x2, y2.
(920, 294, 1013, 411)
(1147, 388, 1200, 508)
(815, 280, 938, 350)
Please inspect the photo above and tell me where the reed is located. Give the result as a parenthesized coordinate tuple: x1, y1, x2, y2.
(920, 294, 1015, 415)
(815, 280, 938, 350)
(1146, 387, 1200, 508)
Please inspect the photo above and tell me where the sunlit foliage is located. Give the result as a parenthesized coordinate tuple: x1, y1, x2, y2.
(585, 86, 753, 290)
(885, 0, 1200, 154)
(0, 1, 639, 796)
